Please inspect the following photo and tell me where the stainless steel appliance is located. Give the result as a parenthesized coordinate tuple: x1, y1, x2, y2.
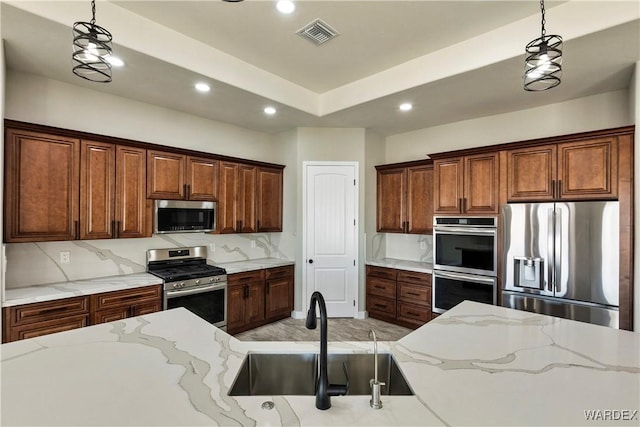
(433, 216, 498, 314)
(147, 246, 227, 329)
(154, 200, 216, 234)
(502, 202, 619, 328)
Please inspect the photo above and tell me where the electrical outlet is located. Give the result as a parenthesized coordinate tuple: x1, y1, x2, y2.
(420, 241, 426, 250)
(60, 251, 70, 264)
(209, 243, 216, 252)
(251, 240, 256, 249)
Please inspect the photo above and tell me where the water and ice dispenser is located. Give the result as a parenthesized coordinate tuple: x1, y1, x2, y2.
(513, 257, 544, 289)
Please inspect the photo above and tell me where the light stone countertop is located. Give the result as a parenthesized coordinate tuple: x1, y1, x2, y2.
(2, 301, 638, 426)
(2, 258, 294, 308)
(366, 258, 433, 274)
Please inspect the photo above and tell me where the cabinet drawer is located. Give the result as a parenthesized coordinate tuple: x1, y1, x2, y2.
(397, 302, 431, 324)
(397, 282, 431, 306)
(91, 285, 162, 311)
(366, 277, 396, 299)
(10, 314, 89, 342)
(367, 295, 396, 317)
(228, 270, 265, 284)
(265, 265, 293, 280)
(397, 270, 431, 284)
(9, 296, 90, 326)
(366, 265, 397, 281)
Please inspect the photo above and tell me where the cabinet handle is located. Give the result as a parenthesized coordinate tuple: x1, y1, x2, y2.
(257, 220, 261, 231)
(374, 303, 386, 308)
(407, 292, 421, 296)
(187, 184, 191, 199)
(236, 220, 241, 232)
(407, 311, 420, 317)
(111, 220, 116, 238)
(558, 180, 562, 197)
(74, 220, 79, 239)
(374, 285, 385, 289)
(459, 198, 463, 212)
(244, 285, 249, 299)
(116, 221, 121, 238)
(266, 283, 270, 294)
(405, 221, 409, 233)
(35, 306, 71, 315)
(462, 198, 467, 213)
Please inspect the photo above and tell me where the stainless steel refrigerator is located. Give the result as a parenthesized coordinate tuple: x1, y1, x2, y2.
(502, 201, 619, 328)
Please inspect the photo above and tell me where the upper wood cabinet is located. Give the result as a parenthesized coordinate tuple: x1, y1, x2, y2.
(507, 137, 618, 201)
(434, 152, 499, 215)
(376, 163, 433, 234)
(219, 162, 283, 234)
(80, 142, 147, 239)
(147, 150, 218, 201)
(4, 129, 80, 242)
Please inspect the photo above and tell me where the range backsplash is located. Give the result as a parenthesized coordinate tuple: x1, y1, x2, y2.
(4, 233, 296, 289)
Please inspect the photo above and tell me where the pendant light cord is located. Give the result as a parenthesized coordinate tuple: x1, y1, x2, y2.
(540, 0, 546, 38)
(91, 0, 96, 25)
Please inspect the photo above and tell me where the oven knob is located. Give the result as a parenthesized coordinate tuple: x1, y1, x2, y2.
(173, 283, 179, 289)
(195, 279, 200, 285)
(209, 278, 214, 283)
(180, 282, 186, 288)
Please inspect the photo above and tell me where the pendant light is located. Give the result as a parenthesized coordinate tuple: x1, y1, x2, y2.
(72, 0, 113, 83)
(524, 0, 562, 91)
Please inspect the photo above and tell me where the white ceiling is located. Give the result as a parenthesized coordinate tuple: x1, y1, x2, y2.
(1, 1, 639, 136)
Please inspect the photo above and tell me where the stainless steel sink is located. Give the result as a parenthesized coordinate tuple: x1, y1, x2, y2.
(228, 352, 414, 396)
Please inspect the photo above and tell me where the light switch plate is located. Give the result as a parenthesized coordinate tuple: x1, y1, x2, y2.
(60, 251, 70, 264)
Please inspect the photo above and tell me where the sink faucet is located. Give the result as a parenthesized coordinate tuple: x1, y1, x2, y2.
(306, 291, 349, 410)
(369, 328, 385, 409)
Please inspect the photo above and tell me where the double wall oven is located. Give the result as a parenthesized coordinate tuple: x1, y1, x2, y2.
(147, 246, 227, 329)
(432, 216, 498, 314)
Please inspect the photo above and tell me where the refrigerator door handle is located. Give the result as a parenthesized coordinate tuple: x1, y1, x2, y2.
(547, 208, 554, 292)
(555, 207, 562, 294)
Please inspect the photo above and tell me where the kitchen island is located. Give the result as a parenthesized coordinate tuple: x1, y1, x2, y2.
(1, 301, 638, 426)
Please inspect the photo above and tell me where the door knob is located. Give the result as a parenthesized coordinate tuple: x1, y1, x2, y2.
(308, 259, 314, 264)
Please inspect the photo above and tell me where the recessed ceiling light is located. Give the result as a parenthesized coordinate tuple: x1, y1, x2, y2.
(399, 103, 413, 111)
(195, 82, 210, 92)
(106, 56, 125, 67)
(264, 106, 277, 115)
(277, 0, 295, 14)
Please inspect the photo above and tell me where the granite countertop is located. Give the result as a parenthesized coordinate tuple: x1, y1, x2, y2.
(2, 301, 638, 426)
(366, 258, 433, 274)
(2, 258, 294, 308)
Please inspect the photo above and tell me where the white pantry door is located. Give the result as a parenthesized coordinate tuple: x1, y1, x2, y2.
(304, 162, 358, 317)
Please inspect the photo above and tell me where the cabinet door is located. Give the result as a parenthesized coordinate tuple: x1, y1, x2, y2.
(4, 128, 80, 242)
(146, 150, 186, 199)
(218, 162, 239, 233)
(433, 157, 463, 214)
(507, 144, 557, 201)
(80, 140, 115, 239)
(116, 146, 148, 238)
(406, 165, 434, 233)
(246, 281, 266, 325)
(464, 153, 499, 214)
(238, 164, 257, 233)
(226, 283, 246, 333)
(92, 307, 130, 324)
(187, 156, 219, 201)
(558, 138, 618, 200)
(376, 168, 406, 233)
(256, 167, 283, 232)
(266, 277, 292, 321)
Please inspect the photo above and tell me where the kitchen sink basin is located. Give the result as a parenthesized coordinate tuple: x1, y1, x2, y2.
(228, 352, 414, 396)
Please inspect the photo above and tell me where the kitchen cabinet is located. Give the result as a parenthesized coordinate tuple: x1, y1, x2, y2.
(376, 162, 433, 234)
(81, 141, 148, 239)
(227, 270, 266, 334)
(433, 152, 499, 215)
(4, 128, 80, 242)
(147, 150, 219, 201)
(90, 285, 162, 324)
(507, 137, 618, 201)
(265, 265, 294, 321)
(2, 296, 90, 343)
(366, 265, 431, 329)
(219, 162, 284, 233)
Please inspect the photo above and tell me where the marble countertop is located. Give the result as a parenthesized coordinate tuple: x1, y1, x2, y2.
(366, 258, 433, 274)
(2, 258, 294, 308)
(2, 301, 637, 426)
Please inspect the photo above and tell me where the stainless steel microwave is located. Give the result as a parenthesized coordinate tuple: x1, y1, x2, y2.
(154, 200, 216, 234)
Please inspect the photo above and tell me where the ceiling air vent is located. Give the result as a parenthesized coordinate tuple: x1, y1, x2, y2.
(297, 19, 339, 46)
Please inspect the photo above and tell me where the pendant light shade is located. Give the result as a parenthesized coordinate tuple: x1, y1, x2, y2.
(524, 0, 562, 91)
(72, 0, 113, 83)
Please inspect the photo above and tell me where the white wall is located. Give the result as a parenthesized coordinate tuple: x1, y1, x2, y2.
(387, 90, 632, 162)
(5, 71, 277, 163)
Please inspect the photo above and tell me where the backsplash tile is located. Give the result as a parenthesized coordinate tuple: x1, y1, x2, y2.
(5, 232, 296, 289)
(384, 233, 433, 262)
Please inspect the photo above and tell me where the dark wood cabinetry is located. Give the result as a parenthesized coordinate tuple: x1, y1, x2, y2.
(366, 265, 432, 329)
(219, 162, 283, 234)
(265, 265, 294, 321)
(434, 152, 499, 215)
(147, 150, 219, 201)
(90, 285, 162, 324)
(4, 129, 80, 242)
(227, 270, 266, 334)
(507, 137, 618, 201)
(376, 162, 433, 234)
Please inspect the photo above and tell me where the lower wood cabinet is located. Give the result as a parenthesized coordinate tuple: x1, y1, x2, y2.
(366, 265, 432, 329)
(227, 264, 294, 335)
(2, 284, 162, 343)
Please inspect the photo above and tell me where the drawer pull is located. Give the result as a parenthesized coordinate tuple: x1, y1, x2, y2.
(374, 303, 387, 308)
(374, 285, 385, 289)
(36, 306, 72, 315)
(407, 311, 420, 317)
(407, 292, 421, 296)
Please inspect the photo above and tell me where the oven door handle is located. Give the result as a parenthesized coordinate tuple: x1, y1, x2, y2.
(434, 227, 496, 235)
(165, 283, 226, 298)
(434, 270, 496, 285)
